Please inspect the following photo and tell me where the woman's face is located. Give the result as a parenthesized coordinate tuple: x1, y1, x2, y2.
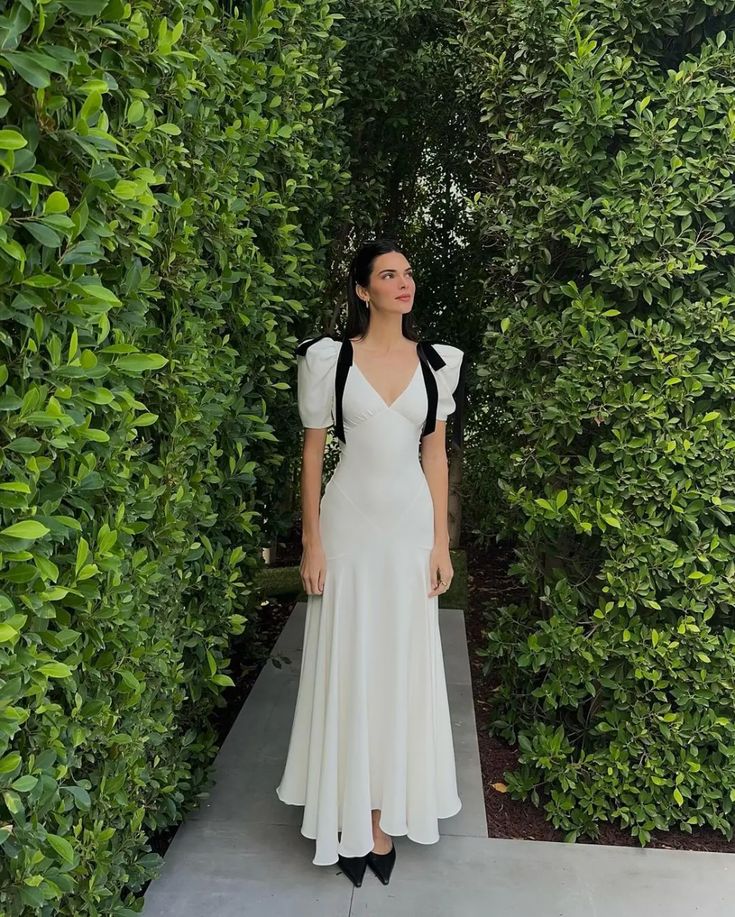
(358, 252, 415, 313)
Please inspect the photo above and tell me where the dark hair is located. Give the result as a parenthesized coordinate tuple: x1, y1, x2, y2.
(343, 238, 421, 342)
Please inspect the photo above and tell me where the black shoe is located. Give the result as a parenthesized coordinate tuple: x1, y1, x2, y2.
(366, 842, 396, 885)
(338, 853, 368, 887)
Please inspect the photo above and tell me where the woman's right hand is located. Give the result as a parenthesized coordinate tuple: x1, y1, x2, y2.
(300, 540, 327, 595)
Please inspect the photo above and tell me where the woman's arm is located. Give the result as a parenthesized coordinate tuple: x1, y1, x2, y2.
(300, 427, 328, 595)
(420, 421, 454, 596)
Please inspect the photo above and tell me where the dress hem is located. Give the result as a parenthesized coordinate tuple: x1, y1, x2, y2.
(276, 786, 463, 866)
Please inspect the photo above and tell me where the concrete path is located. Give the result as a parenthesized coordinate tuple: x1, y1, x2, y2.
(143, 601, 735, 916)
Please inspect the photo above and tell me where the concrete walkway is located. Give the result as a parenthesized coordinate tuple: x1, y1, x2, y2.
(143, 601, 735, 916)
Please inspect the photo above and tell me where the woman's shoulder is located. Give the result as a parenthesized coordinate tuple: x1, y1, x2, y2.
(295, 333, 342, 359)
(420, 340, 464, 370)
(427, 341, 463, 358)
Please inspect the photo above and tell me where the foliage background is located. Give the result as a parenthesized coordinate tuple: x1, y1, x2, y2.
(462, 0, 735, 844)
(0, 0, 348, 912)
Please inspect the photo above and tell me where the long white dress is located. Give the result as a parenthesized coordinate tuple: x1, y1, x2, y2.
(275, 335, 464, 866)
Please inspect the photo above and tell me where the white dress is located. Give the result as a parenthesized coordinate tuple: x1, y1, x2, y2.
(275, 334, 464, 866)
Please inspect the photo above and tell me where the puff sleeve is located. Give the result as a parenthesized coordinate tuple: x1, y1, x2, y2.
(432, 344, 465, 420)
(295, 335, 340, 429)
(432, 343, 467, 448)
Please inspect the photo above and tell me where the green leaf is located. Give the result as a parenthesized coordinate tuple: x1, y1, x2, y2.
(44, 191, 70, 214)
(78, 284, 120, 305)
(12, 775, 38, 792)
(127, 100, 146, 123)
(61, 784, 91, 810)
(0, 129, 27, 150)
(43, 586, 71, 601)
(3, 790, 22, 815)
(116, 354, 168, 372)
(1, 51, 50, 87)
(78, 90, 102, 124)
(211, 673, 236, 687)
(0, 623, 19, 642)
(16, 171, 53, 186)
(38, 662, 73, 678)
(0, 238, 26, 263)
(46, 833, 75, 864)
(82, 428, 109, 442)
(0, 752, 21, 775)
(51, 515, 81, 532)
(134, 412, 159, 426)
(1, 520, 50, 540)
(75, 537, 89, 574)
(112, 180, 140, 200)
(24, 221, 61, 248)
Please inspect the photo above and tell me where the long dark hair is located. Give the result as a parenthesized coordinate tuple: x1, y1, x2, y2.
(343, 238, 421, 343)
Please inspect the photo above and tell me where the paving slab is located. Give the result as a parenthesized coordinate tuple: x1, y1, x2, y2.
(350, 834, 734, 916)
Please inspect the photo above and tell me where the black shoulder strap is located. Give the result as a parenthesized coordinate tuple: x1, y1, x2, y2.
(418, 341, 442, 440)
(334, 338, 352, 443)
(418, 341, 466, 449)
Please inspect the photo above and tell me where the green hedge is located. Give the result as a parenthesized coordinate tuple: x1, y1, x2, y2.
(0, 0, 348, 912)
(463, 1, 735, 843)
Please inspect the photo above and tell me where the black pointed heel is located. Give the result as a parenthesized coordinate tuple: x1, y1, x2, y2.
(337, 853, 368, 887)
(366, 842, 396, 885)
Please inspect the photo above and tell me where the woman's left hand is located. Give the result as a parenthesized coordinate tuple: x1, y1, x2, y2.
(428, 542, 453, 597)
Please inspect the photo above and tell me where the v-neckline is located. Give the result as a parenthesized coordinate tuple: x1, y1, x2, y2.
(348, 339, 421, 409)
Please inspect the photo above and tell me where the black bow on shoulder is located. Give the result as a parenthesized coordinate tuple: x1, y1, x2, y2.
(295, 332, 339, 356)
(294, 335, 466, 449)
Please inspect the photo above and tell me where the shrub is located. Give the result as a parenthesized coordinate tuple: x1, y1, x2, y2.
(463, 0, 735, 843)
(0, 0, 347, 912)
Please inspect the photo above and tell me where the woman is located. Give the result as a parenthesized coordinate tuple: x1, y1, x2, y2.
(276, 238, 465, 887)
